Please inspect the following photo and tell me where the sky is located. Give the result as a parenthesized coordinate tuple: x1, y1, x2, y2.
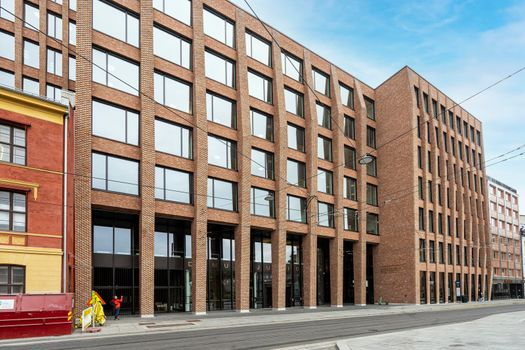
(233, 0, 525, 210)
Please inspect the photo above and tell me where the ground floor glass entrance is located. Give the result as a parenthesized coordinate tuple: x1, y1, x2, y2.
(286, 234, 303, 307)
(250, 230, 272, 309)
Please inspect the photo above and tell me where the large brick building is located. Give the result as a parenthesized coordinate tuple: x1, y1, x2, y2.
(488, 177, 523, 299)
(0, 0, 491, 315)
(0, 86, 72, 295)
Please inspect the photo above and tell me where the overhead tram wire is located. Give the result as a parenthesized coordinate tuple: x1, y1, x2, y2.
(240, 0, 525, 212)
(2, 5, 524, 226)
(0, 5, 313, 203)
(242, 0, 525, 163)
(19, 144, 525, 237)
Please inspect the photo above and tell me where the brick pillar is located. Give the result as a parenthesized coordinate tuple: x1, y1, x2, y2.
(73, 0, 93, 317)
(329, 66, 344, 307)
(270, 29, 287, 311)
(38, 0, 48, 96)
(191, 0, 208, 315)
(353, 81, 369, 306)
(13, 0, 23, 89)
(302, 51, 318, 308)
(233, 10, 251, 312)
(138, 0, 155, 318)
(353, 240, 366, 305)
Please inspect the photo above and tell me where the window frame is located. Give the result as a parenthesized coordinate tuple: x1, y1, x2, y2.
(91, 152, 140, 196)
(207, 177, 238, 211)
(0, 191, 27, 232)
(0, 123, 26, 165)
(204, 49, 236, 88)
(0, 265, 25, 294)
(92, 0, 139, 47)
(155, 165, 193, 204)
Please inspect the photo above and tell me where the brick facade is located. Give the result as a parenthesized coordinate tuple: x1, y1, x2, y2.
(0, 0, 490, 314)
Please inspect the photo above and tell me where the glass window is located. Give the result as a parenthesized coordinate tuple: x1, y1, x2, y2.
(245, 31, 271, 66)
(69, 0, 76, 11)
(203, 8, 234, 47)
(284, 88, 304, 117)
(47, 48, 62, 76)
(0, 70, 14, 88)
(93, 225, 131, 255)
(312, 69, 330, 96)
(251, 187, 274, 217)
(317, 202, 334, 227)
(419, 208, 425, 231)
(367, 126, 376, 148)
(153, 26, 191, 69)
(281, 51, 302, 82)
(364, 96, 375, 120)
(92, 100, 139, 145)
(0, 265, 25, 294)
(344, 115, 355, 139)
(47, 12, 62, 40)
(93, 48, 139, 96)
(155, 166, 192, 204)
(46, 84, 61, 101)
(69, 21, 76, 45)
(250, 109, 273, 141)
(153, 0, 191, 26)
(287, 195, 306, 223)
(344, 146, 356, 169)
(68, 56, 76, 81)
(208, 135, 236, 170)
(207, 177, 237, 211)
(0, 124, 26, 165)
(287, 159, 306, 188)
(24, 3, 39, 30)
(248, 71, 272, 103)
(343, 208, 358, 231)
(154, 71, 192, 112)
(22, 77, 39, 95)
(344, 176, 357, 201)
(251, 148, 274, 180)
(317, 136, 332, 162)
(91, 153, 139, 195)
(93, 0, 138, 46)
(23, 40, 39, 68)
(0, 0, 15, 21)
(366, 213, 379, 235)
(366, 155, 377, 177)
(154, 231, 168, 257)
(155, 119, 192, 158)
(366, 183, 378, 206)
(316, 103, 331, 130)
(205, 50, 235, 87)
(0, 31, 14, 61)
(287, 124, 305, 152)
(0, 191, 26, 232)
(206, 92, 236, 128)
(317, 169, 333, 195)
(340, 84, 354, 109)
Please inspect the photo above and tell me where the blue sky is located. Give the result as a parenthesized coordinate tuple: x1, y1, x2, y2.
(234, 0, 525, 209)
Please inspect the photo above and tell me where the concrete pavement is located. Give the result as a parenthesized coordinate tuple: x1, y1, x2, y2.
(1, 300, 524, 349)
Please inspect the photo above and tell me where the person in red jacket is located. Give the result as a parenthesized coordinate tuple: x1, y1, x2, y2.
(111, 295, 123, 320)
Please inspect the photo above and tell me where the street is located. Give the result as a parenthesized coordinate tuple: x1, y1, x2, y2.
(5, 303, 525, 350)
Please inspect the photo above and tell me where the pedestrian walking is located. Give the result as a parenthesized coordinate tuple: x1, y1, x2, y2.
(111, 295, 123, 320)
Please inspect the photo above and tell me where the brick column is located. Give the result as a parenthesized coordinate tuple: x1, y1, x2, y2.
(234, 10, 251, 313)
(353, 81, 368, 305)
(302, 51, 318, 308)
(73, 0, 93, 317)
(270, 30, 287, 311)
(191, 0, 208, 315)
(329, 66, 344, 307)
(38, 0, 48, 96)
(13, 0, 23, 89)
(138, 0, 155, 318)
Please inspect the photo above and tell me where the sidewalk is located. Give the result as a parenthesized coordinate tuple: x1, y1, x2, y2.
(2, 299, 525, 347)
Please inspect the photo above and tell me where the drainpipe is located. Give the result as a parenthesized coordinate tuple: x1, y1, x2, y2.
(62, 106, 69, 293)
(61, 91, 74, 293)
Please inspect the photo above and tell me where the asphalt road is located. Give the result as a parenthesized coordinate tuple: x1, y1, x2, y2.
(6, 304, 525, 350)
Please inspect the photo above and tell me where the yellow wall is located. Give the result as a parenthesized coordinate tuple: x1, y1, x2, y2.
(0, 246, 62, 293)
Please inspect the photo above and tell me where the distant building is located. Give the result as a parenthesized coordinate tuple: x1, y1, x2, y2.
(488, 177, 523, 299)
(0, 86, 73, 294)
